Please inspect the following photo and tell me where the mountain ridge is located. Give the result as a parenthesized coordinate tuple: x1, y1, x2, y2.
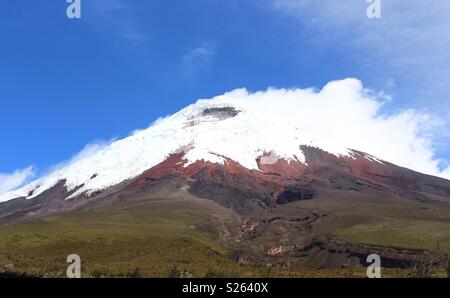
(0, 91, 353, 203)
(2, 92, 450, 204)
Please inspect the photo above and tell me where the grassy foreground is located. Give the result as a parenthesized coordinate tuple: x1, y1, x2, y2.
(1, 189, 450, 278)
(0, 208, 421, 278)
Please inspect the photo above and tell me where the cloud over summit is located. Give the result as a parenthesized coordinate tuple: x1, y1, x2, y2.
(203, 78, 449, 179)
(0, 166, 35, 195)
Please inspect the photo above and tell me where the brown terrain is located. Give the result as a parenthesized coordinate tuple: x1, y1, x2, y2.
(1, 146, 450, 277)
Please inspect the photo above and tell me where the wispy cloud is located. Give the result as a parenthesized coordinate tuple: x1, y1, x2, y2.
(271, 0, 450, 105)
(48, 139, 115, 173)
(181, 41, 217, 78)
(89, 0, 145, 42)
(0, 166, 35, 195)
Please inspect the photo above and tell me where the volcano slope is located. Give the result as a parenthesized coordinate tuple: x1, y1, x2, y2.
(1, 146, 450, 278)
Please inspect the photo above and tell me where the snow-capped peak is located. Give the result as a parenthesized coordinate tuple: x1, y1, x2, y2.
(0, 91, 352, 203)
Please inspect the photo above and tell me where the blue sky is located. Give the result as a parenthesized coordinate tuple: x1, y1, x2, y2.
(1, 0, 450, 188)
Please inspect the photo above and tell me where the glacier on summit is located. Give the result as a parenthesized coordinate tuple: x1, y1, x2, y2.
(4, 77, 442, 203)
(0, 84, 355, 203)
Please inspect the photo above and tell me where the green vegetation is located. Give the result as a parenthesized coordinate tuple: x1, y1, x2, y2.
(333, 219, 450, 251)
(0, 209, 398, 278)
(2, 189, 450, 278)
(300, 190, 450, 252)
(0, 209, 236, 277)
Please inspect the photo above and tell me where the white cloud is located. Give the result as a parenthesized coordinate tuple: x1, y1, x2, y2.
(0, 166, 35, 195)
(268, 0, 450, 176)
(181, 41, 217, 78)
(212, 78, 449, 179)
(48, 139, 115, 174)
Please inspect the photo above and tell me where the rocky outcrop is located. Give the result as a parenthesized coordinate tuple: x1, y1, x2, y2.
(202, 107, 240, 118)
(304, 237, 444, 269)
(275, 188, 314, 204)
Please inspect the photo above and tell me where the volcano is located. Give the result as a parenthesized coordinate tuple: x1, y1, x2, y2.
(1, 86, 450, 277)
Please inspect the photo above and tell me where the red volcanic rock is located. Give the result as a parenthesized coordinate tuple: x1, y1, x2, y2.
(2, 144, 450, 224)
(300, 146, 415, 190)
(127, 151, 188, 188)
(125, 145, 450, 205)
(256, 152, 307, 178)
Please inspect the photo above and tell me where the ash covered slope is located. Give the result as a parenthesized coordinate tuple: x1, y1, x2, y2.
(0, 88, 353, 203)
